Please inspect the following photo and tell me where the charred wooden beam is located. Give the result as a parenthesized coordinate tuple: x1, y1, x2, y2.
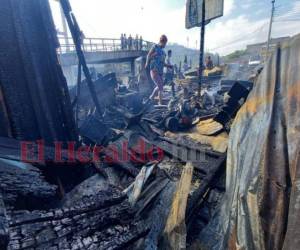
(7, 188, 148, 250)
(0, 136, 88, 165)
(186, 158, 226, 226)
(0, 158, 57, 209)
(104, 138, 141, 177)
(60, 0, 103, 115)
(153, 136, 225, 175)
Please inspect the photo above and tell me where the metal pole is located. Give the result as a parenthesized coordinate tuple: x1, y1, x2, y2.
(198, 0, 206, 97)
(266, 0, 275, 58)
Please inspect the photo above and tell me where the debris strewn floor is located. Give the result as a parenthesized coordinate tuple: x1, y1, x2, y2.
(1, 1, 299, 249)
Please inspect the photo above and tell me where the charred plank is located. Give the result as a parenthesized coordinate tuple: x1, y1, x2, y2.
(0, 158, 57, 209)
(7, 189, 148, 250)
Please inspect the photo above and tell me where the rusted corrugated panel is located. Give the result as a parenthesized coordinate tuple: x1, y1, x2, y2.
(198, 34, 300, 250)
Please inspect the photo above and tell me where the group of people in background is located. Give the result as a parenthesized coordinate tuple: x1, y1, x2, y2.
(121, 34, 143, 50)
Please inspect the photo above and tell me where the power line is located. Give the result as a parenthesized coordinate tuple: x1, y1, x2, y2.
(274, 6, 300, 15)
(274, 11, 300, 17)
(274, 13, 300, 20)
(209, 23, 268, 51)
(274, 18, 300, 22)
(275, 15, 300, 20)
(274, 10, 300, 16)
(190, 2, 299, 54)
(273, 1, 300, 10)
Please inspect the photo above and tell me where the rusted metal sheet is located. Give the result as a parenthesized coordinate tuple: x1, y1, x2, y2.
(199, 34, 300, 250)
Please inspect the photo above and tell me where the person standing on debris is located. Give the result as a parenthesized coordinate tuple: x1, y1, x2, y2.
(145, 35, 173, 105)
(205, 56, 214, 70)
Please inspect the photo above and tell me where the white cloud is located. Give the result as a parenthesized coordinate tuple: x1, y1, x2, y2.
(224, 0, 235, 15)
(205, 16, 269, 54)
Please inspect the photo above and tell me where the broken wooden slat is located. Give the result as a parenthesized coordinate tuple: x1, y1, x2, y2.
(124, 163, 156, 206)
(161, 162, 194, 250)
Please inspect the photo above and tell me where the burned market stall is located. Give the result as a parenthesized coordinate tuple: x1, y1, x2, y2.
(0, 0, 300, 250)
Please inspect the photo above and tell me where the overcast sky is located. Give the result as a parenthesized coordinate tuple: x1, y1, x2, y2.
(50, 0, 300, 55)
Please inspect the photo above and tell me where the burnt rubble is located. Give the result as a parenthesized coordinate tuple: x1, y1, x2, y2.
(0, 0, 250, 246)
(0, 159, 57, 210)
(2, 0, 299, 249)
(7, 187, 148, 250)
(0, 62, 249, 249)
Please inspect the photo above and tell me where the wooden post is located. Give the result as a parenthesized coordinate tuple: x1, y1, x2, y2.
(75, 62, 82, 127)
(60, 0, 102, 114)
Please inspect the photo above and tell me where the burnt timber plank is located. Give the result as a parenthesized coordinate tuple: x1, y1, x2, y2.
(7, 188, 149, 250)
(0, 158, 57, 209)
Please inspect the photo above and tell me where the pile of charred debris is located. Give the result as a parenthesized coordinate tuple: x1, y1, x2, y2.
(0, 73, 253, 250)
(0, 47, 255, 249)
(0, 2, 256, 250)
(1, 1, 300, 250)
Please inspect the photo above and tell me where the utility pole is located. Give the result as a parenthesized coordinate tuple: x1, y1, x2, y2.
(198, 0, 206, 97)
(266, 0, 275, 58)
